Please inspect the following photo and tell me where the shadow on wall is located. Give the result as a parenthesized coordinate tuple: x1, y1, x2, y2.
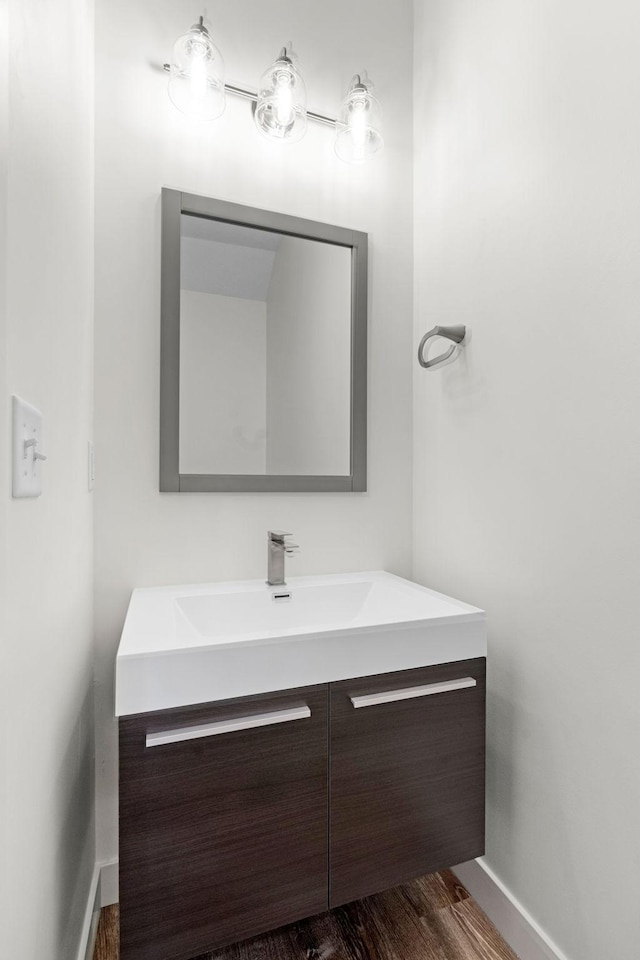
(55, 685, 96, 959)
(417, 326, 488, 410)
(485, 656, 518, 853)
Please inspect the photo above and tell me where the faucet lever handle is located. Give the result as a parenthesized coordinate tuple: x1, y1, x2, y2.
(268, 530, 292, 542)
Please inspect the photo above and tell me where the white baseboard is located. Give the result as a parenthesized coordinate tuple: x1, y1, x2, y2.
(453, 859, 571, 960)
(76, 864, 101, 960)
(98, 854, 570, 960)
(99, 858, 119, 906)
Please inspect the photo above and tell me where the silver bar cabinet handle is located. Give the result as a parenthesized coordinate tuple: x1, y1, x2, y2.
(350, 677, 476, 709)
(145, 705, 311, 748)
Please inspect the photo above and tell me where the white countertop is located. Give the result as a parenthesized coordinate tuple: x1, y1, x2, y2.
(116, 570, 486, 716)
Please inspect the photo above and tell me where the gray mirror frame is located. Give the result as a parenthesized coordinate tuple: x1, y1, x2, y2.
(160, 188, 368, 493)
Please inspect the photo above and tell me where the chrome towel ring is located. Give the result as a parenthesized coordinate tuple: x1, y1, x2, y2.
(417, 324, 467, 370)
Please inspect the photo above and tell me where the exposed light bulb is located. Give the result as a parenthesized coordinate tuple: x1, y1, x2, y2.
(254, 48, 307, 143)
(335, 75, 383, 164)
(274, 71, 295, 127)
(188, 46, 209, 103)
(348, 98, 368, 163)
(167, 16, 226, 121)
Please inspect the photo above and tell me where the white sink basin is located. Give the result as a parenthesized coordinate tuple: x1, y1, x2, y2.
(115, 571, 486, 716)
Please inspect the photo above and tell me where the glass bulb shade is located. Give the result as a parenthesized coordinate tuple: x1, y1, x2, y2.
(254, 55, 307, 143)
(168, 24, 225, 121)
(334, 80, 383, 164)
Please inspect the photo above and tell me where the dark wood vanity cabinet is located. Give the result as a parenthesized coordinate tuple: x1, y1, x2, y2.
(119, 658, 485, 960)
(119, 685, 329, 960)
(330, 658, 486, 907)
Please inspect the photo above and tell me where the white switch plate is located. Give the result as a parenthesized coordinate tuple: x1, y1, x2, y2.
(12, 396, 44, 498)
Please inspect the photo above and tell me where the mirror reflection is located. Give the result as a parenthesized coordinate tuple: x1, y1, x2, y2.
(179, 214, 352, 476)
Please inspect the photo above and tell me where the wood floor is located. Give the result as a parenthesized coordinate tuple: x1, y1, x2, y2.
(94, 870, 518, 960)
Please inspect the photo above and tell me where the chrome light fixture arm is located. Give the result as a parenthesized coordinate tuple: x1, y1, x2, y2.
(162, 65, 338, 127)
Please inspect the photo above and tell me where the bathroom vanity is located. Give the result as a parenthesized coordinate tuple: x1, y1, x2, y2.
(116, 572, 486, 960)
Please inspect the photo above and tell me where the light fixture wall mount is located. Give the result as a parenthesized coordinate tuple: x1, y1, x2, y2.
(163, 15, 384, 163)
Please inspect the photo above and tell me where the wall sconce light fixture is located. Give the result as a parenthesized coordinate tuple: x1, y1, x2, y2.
(164, 16, 383, 163)
(335, 75, 383, 165)
(167, 17, 226, 121)
(254, 48, 307, 144)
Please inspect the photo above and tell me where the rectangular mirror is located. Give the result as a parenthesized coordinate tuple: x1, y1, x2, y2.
(160, 189, 367, 492)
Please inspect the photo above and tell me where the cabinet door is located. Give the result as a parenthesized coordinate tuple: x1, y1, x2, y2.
(330, 658, 485, 907)
(119, 684, 328, 960)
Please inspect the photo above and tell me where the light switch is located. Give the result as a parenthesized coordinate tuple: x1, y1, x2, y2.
(12, 396, 46, 498)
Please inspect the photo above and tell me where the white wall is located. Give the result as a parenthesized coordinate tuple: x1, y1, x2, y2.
(94, 0, 413, 869)
(180, 291, 267, 475)
(180, 232, 277, 300)
(413, 3, 640, 958)
(0, 2, 95, 958)
(266, 236, 351, 475)
(0, 0, 9, 939)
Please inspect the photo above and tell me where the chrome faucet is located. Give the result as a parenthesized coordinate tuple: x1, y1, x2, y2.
(267, 530, 298, 586)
